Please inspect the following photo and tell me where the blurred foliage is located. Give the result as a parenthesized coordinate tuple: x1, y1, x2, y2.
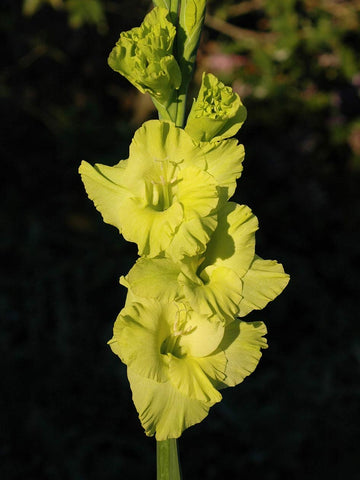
(23, 0, 107, 31)
(203, 0, 360, 169)
(1, 1, 360, 479)
(18, 0, 360, 167)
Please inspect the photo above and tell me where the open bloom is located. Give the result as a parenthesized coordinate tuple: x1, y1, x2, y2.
(108, 7, 181, 106)
(79, 120, 245, 259)
(108, 298, 267, 440)
(185, 72, 247, 143)
(123, 202, 289, 322)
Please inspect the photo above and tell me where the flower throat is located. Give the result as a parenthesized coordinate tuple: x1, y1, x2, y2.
(146, 158, 178, 211)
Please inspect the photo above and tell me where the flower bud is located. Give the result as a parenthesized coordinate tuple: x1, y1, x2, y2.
(185, 72, 247, 142)
(108, 7, 181, 105)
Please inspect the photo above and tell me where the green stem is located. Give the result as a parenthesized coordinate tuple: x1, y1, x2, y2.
(169, 0, 180, 20)
(169, 0, 183, 126)
(157, 439, 182, 480)
(175, 87, 187, 128)
(152, 97, 177, 123)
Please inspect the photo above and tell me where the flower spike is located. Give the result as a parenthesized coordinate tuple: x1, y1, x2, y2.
(79, 0, 289, 448)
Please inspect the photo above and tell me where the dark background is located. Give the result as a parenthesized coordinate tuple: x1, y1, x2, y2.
(1, 0, 360, 478)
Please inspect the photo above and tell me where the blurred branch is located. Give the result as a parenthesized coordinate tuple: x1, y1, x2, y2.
(305, 0, 360, 18)
(205, 14, 276, 43)
(23, 0, 64, 16)
(226, 0, 264, 18)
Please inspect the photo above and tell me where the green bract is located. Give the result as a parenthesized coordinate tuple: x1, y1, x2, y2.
(123, 202, 289, 323)
(108, 298, 267, 440)
(79, 120, 245, 259)
(108, 7, 181, 107)
(185, 72, 247, 142)
(177, 0, 207, 83)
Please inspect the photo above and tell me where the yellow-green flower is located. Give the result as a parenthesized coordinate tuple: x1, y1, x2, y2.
(185, 72, 247, 143)
(79, 120, 245, 259)
(123, 202, 289, 321)
(108, 7, 181, 107)
(108, 298, 267, 440)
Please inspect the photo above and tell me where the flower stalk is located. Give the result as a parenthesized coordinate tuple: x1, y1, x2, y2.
(157, 439, 182, 480)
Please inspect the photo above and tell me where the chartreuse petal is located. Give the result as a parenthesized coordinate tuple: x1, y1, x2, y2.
(124, 202, 257, 321)
(125, 257, 181, 302)
(198, 139, 245, 202)
(185, 73, 247, 143)
(108, 7, 181, 106)
(218, 320, 268, 388)
(168, 356, 223, 404)
(108, 336, 122, 358)
(179, 265, 243, 320)
(113, 300, 171, 383)
(129, 120, 199, 178)
(178, 310, 225, 357)
(176, 203, 257, 319)
(127, 368, 211, 440)
(166, 213, 218, 261)
(202, 202, 258, 275)
(78, 160, 128, 233)
(123, 255, 196, 304)
(239, 255, 290, 317)
(163, 165, 218, 260)
(177, 165, 218, 219)
(118, 197, 183, 257)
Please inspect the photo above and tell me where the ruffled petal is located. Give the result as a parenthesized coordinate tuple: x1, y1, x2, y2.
(127, 367, 210, 440)
(161, 164, 218, 259)
(196, 352, 228, 388)
(168, 355, 223, 404)
(179, 311, 225, 357)
(177, 165, 218, 219)
(196, 139, 245, 201)
(107, 336, 122, 357)
(179, 265, 243, 320)
(113, 300, 172, 382)
(79, 160, 128, 232)
(125, 257, 182, 301)
(202, 202, 258, 276)
(166, 213, 217, 261)
(219, 320, 268, 388)
(118, 197, 184, 257)
(239, 255, 290, 317)
(129, 120, 199, 180)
